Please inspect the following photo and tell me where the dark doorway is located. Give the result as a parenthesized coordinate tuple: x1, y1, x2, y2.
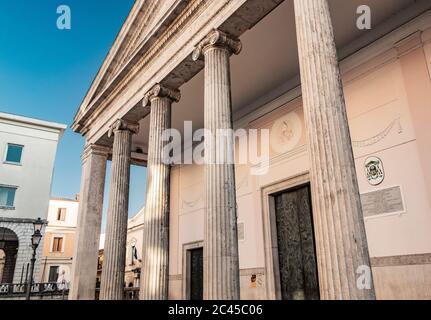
(48, 266, 59, 283)
(274, 184, 319, 300)
(189, 248, 203, 300)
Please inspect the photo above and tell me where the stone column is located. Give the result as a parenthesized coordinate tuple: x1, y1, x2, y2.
(192, 30, 242, 300)
(100, 119, 139, 300)
(293, 0, 375, 300)
(140, 84, 180, 300)
(70, 144, 109, 300)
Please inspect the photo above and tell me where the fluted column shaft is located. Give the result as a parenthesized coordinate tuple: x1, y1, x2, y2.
(193, 30, 242, 300)
(70, 144, 109, 300)
(140, 84, 180, 300)
(100, 120, 138, 300)
(294, 0, 375, 300)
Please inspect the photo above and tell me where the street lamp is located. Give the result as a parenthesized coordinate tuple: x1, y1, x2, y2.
(25, 218, 44, 300)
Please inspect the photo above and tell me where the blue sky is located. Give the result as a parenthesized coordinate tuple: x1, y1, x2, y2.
(0, 1, 146, 230)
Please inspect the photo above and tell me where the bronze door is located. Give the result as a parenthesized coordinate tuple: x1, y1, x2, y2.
(274, 184, 319, 300)
(189, 248, 203, 300)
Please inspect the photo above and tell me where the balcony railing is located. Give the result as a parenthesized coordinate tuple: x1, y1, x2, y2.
(124, 287, 140, 300)
(0, 282, 69, 299)
(1, 283, 139, 300)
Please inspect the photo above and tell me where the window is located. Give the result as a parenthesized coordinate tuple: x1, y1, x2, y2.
(5, 144, 23, 164)
(0, 186, 17, 208)
(48, 266, 59, 283)
(57, 208, 66, 221)
(52, 237, 63, 253)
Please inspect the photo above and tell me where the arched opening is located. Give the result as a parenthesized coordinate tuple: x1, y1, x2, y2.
(0, 227, 19, 284)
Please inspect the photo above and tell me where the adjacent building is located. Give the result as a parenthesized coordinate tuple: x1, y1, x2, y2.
(125, 207, 145, 288)
(96, 208, 145, 289)
(70, 0, 431, 300)
(0, 112, 66, 284)
(40, 197, 79, 285)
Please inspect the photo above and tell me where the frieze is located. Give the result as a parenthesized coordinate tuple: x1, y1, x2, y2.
(74, 0, 284, 144)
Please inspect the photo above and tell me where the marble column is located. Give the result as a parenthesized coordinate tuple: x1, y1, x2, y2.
(70, 143, 109, 300)
(293, 0, 375, 299)
(100, 119, 139, 300)
(192, 30, 242, 300)
(140, 84, 180, 300)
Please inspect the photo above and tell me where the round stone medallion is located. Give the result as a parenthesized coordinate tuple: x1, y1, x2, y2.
(270, 111, 302, 154)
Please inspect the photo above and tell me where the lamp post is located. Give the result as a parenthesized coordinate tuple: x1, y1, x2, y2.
(25, 218, 44, 300)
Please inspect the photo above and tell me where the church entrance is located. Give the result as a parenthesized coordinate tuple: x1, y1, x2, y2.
(274, 184, 319, 300)
(188, 247, 203, 300)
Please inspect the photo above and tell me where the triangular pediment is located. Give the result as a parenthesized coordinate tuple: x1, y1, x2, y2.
(80, 0, 163, 110)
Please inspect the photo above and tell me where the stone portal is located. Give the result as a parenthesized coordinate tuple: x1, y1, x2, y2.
(274, 185, 319, 300)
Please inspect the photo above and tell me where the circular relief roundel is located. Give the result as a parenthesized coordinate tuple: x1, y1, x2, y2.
(270, 111, 302, 154)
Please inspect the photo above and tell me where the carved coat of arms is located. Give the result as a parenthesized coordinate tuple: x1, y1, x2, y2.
(364, 156, 385, 186)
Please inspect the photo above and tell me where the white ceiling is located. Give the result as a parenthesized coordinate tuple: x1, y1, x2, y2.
(133, 0, 416, 150)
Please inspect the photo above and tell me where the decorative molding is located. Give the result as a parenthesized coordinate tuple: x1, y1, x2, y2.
(0, 217, 48, 224)
(81, 143, 111, 161)
(250, 145, 307, 175)
(371, 253, 431, 267)
(169, 274, 183, 281)
(394, 31, 423, 58)
(192, 29, 242, 61)
(181, 194, 203, 209)
(352, 116, 403, 148)
(74, 0, 287, 143)
(142, 83, 181, 107)
(106, 0, 161, 86)
(107, 119, 140, 138)
(73, 0, 214, 133)
(239, 268, 265, 276)
(77, 3, 431, 148)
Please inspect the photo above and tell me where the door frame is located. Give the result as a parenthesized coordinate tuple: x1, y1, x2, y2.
(182, 241, 204, 300)
(260, 171, 312, 300)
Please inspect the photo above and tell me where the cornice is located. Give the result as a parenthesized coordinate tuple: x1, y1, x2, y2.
(72, 0, 196, 133)
(73, 0, 287, 142)
(73, 1, 145, 127)
(105, 0, 161, 87)
(81, 143, 111, 161)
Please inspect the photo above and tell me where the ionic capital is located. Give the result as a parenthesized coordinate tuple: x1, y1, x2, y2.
(192, 29, 242, 61)
(108, 119, 139, 138)
(142, 84, 181, 107)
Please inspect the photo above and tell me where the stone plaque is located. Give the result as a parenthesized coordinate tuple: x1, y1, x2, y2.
(361, 186, 404, 217)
